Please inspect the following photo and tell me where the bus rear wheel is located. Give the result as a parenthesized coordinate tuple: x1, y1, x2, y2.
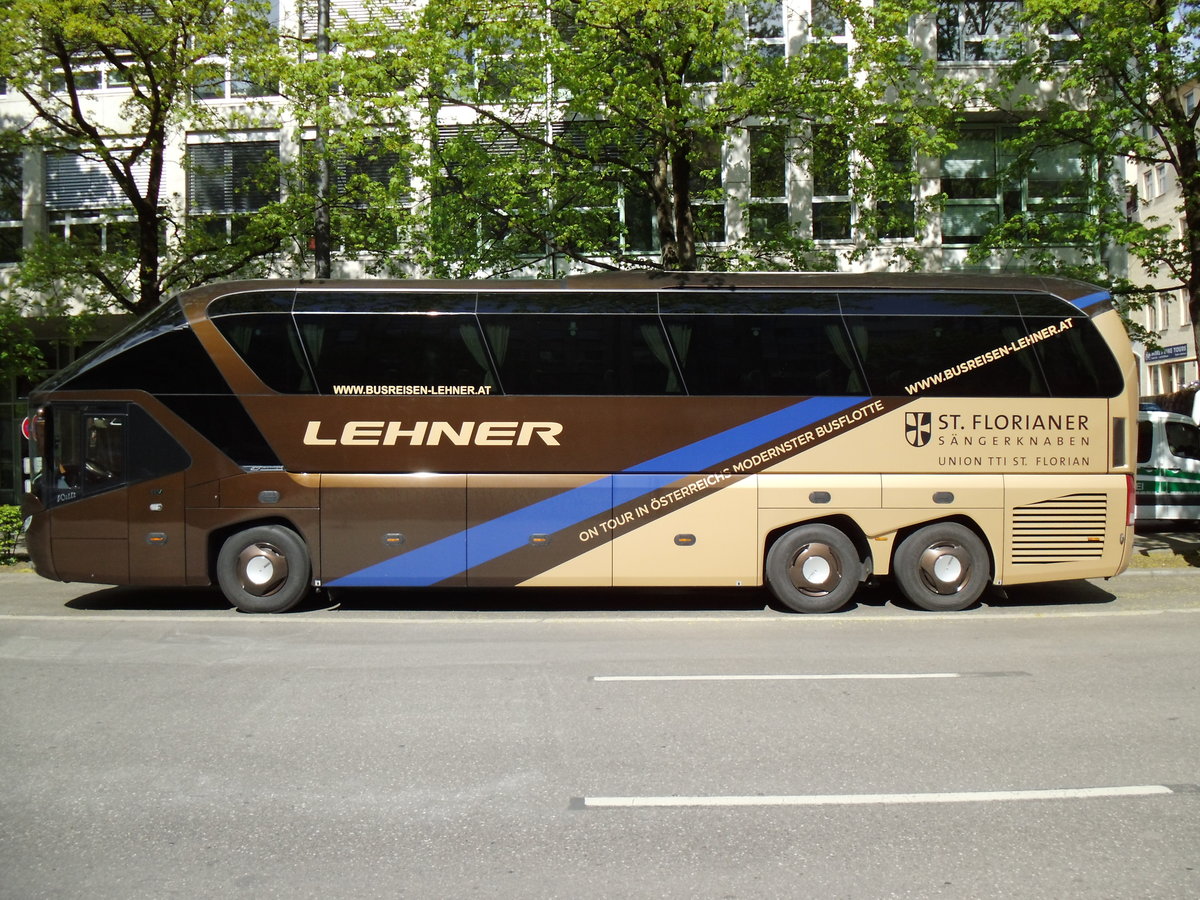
(217, 525, 311, 613)
(765, 524, 860, 613)
(893, 522, 989, 612)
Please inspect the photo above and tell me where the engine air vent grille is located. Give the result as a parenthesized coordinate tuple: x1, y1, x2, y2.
(1010, 493, 1108, 565)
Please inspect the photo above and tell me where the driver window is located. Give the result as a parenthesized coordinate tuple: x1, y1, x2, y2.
(52, 409, 127, 502)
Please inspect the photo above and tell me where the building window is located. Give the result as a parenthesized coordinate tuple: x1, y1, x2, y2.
(747, 0, 785, 64)
(748, 126, 788, 239)
(187, 140, 281, 240)
(193, 0, 280, 100)
(937, 0, 1021, 62)
(940, 125, 1086, 245)
(193, 63, 277, 100)
(0, 152, 21, 264)
(876, 129, 917, 240)
(302, 136, 409, 251)
(806, 0, 850, 77)
(1045, 14, 1083, 62)
(45, 152, 148, 255)
(621, 189, 658, 253)
(811, 124, 851, 241)
(692, 137, 727, 244)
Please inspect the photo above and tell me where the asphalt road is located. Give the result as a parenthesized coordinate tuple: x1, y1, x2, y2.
(1, 571, 1198, 899)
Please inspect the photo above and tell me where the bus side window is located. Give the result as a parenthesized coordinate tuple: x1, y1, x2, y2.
(847, 315, 1050, 397)
(298, 313, 496, 393)
(1029, 318, 1124, 397)
(213, 313, 314, 393)
(663, 315, 860, 395)
(1166, 422, 1200, 461)
(480, 314, 679, 395)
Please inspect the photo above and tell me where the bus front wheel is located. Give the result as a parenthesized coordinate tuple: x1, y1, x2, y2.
(893, 522, 989, 612)
(765, 524, 861, 613)
(217, 525, 311, 614)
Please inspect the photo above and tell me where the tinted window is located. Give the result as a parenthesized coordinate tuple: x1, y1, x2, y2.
(128, 405, 191, 481)
(293, 290, 477, 314)
(659, 291, 840, 315)
(1015, 292, 1080, 317)
(663, 315, 864, 395)
(479, 291, 657, 314)
(298, 313, 496, 394)
(55, 321, 233, 395)
(481, 314, 680, 395)
(160, 396, 281, 468)
(214, 313, 315, 393)
(849, 315, 1049, 396)
(837, 291, 1020, 316)
(1027, 318, 1124, 397)
(208, 290, 295, 316)
(1137, 420, 1152, 464)
(1167, 421, 1200, 461)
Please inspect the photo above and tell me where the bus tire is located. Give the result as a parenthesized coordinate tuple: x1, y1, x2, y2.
(893, 522, 989, 612)
(765, 524, 860, 614)
(217, 525, 311, 614)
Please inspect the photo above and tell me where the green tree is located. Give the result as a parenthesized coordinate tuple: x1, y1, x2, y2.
(977, 0, 1200, 344)
(265, 0, 420, 279)
(0, 0, 292, 317)
(335, 0, 953, 275)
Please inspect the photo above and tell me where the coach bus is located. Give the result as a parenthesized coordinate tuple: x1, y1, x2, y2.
(22, 271, 1137, 614)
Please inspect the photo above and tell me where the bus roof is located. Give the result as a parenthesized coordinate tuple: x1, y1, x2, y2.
(176, 271, 1110, 318)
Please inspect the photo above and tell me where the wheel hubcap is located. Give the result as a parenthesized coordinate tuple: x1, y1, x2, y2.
(789, 542, 841, 595)
(237, 543, 288, 596)
(918, 542, 971, 595)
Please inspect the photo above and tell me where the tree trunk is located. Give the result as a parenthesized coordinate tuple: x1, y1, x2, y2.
(670, 141, 697, 271)
(651, 152, 678, 268)
(1178, 132, 1200, 375)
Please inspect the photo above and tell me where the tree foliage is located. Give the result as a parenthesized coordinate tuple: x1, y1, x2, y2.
(321, 0, 954, 275)
(979, 0, 1200, 346)
(0, 0, 294, 318)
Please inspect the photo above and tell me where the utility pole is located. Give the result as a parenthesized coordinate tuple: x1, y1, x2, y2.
(313, 0, 332, 278)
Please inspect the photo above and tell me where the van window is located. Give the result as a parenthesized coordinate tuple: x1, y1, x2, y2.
(1137, 420, 1152, 464)
(1166, 421, 1200, 461)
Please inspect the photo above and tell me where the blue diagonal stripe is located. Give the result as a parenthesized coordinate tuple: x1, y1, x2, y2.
(1071, 291, 1111, 311)
(329, 396, 867, 587)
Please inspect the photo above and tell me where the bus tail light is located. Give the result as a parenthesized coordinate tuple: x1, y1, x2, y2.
(1126, 474, 1136, 527)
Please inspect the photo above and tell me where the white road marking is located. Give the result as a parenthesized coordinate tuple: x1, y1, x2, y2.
(594, 673, 971, 682)
(575, 784, 1182, 809)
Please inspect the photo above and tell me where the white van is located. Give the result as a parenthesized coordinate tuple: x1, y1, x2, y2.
(1136, 409, 1200, 524)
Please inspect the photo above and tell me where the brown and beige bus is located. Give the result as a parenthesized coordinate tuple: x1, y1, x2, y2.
(22, 271, 1137, 614)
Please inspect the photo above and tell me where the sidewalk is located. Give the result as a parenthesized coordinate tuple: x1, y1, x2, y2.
(1130, 527, 1200, 569)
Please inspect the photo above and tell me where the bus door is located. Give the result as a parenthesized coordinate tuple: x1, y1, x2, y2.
(46, 405, 131, 583)
(46, 404, 191, 585)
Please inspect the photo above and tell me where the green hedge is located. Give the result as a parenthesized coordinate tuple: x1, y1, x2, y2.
(0, 505, 23, 562)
